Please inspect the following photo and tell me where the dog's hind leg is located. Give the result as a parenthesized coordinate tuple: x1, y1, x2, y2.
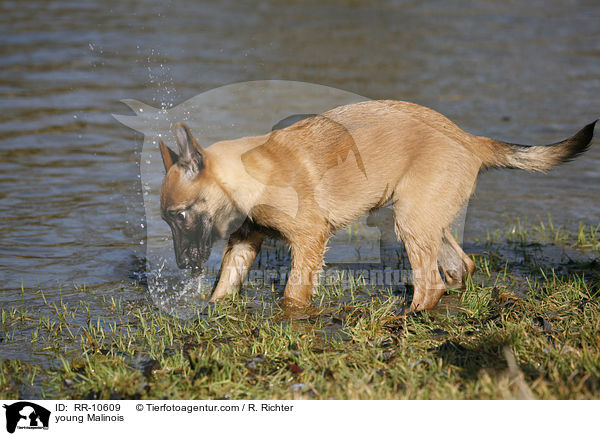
(391, 147, 480, 310)
(209, 230, 264, 302)
(398, 230, 445, 311)
(392, 189, 459, 311)
(438, 228, 475, 287)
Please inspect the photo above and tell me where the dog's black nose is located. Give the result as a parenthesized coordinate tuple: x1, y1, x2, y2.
(176, 254, 203, 272)
(175, 255, 190, 269)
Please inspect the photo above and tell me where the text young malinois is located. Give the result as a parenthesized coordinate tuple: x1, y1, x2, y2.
(158, 100, 596, 311)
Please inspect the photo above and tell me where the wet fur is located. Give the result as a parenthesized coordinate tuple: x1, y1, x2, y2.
(160, 100, 596, 311)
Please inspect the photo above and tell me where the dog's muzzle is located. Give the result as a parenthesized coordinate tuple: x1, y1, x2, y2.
(175, 246, 210, 272)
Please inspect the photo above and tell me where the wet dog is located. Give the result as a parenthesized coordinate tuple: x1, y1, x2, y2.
(159, 100, 595, 311)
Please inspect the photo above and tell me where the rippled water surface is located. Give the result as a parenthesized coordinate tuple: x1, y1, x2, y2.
(1, 0, 599, 361)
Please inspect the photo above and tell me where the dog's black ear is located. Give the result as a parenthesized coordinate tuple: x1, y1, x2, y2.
(172, 122, 204, 175)
(159, 140, 178, 172)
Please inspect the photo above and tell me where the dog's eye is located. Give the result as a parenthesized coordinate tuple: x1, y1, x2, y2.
(177, 211, 186, 221)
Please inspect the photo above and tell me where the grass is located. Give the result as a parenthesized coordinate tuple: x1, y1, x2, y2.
(1, 216, 599, 400)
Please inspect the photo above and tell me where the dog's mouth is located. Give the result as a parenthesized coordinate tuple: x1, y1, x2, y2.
(172, 226, 215, 273)
(176, 243, 212, 273)
(176, 257, 207, 276)
(190, 265, 203, 277)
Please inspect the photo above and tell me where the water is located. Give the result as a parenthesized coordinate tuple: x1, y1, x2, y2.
(1, 0, 599, 362)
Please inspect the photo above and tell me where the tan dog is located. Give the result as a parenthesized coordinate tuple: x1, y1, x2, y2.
(158, 100, 595, 311)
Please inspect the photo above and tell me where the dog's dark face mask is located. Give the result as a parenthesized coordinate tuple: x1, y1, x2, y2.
(158, 122, 242, 275)
(162, 207, 215, 273)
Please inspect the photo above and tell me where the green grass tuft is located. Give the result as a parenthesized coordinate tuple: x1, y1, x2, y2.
(1, 216, 599, 399)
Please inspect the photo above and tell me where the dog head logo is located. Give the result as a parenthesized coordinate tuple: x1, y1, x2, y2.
(2, 402, 50, 434)
(113, 81, 423, 314)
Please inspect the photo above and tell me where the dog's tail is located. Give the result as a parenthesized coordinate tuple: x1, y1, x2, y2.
(479, 120, 597, 171)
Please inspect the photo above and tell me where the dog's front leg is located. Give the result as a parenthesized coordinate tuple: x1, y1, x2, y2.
(209, 230, 264, 302)
(283, 234, 328, 307)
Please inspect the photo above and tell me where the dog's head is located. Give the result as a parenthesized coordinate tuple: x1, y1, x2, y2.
(159, 123, 243, 273)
